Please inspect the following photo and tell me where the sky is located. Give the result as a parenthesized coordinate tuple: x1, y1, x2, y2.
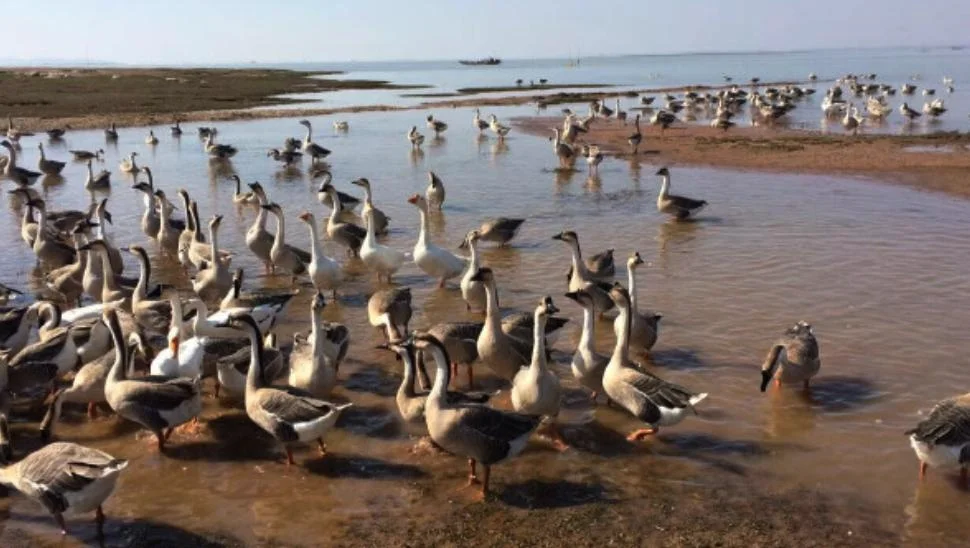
(5, 0, 969, 65)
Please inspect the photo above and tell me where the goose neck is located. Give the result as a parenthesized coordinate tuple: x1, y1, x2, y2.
(578, 304, 595, 354)
(659, 175, 670, 198)
(628, 268, 639, 311)
(425, 343, 450, 406)
(610, 301, 631, 367)
(244, 321, 266, 392)
(482, 279, 502, 334)
(531, 311, 548, 372)
(106, 313, 128, 383)
(135, 251, 150, 299)
(399, 347, 419, 398)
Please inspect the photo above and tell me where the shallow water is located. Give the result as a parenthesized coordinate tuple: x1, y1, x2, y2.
(1, 104, 970, 545)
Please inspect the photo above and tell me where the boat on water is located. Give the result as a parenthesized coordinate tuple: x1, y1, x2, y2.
(459, 57, 501, 66)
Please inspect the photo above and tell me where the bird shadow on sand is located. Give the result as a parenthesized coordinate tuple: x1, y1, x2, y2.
(498, 479, 612, 509)
(342, 364, 400, 398)
(304, 453, 427, 480)
(163, 414, 281, 462)
(653, 432, 769, 476)
(562, 421, 638, 458)
(336, 404, 401, 439)
(803, 375, 883, 413)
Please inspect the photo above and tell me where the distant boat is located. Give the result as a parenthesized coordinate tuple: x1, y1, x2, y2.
(459, 57, 501, 66)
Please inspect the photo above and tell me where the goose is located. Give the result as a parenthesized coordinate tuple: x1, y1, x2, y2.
(564, 289, 608, 399)
(553, 231, 615, 315)
(408, 126, 425, 148)
(191, 215, 234, 301)
(367, 287, 412, 341)
(510, 297, 567, 450)
(488, 115, 511, 139)
(267, 148, 303, 167)
(583, 144, 603, 174)
(561, 114, 587, 144)
(132, 184, 159, 241)
(69, 149, 104, 162)
(1, 140, 42, 184)
(0, 442, 127, 537)
(282, 137, 302, 153)
(900, 102, 922, 121)
(176, 190, 199, 267)
(296, 211, 344, 297)
(203, 134, 238, 159)
(230, 175, 258, 206)
(221, 312, 351, 465)
(145, 130, 159, 145)
(360, 209, 406, 283)
(288, 292, 349, 398)
(298, 119, 331, 163)
(333, 120, 349, 131)
(923, 99, 947, 117)
(103, 308, 202, 451)
(469, 268, 534, 380)
(262, 203, 311, 278)
(843, 103, 863, 134)
(650, 110, 677, 133)
(922, 88, 936, 96)
(381, 337, 493, 423)
(498, 298, 569, 347)
(93, 199, 124, 275)
(320, 183, 365, 257)
(197, 126, 217, 138)
(119, 152, 140, 174)
(40, 332, 147, 439)
(84, 159, 111, 191)
(426, 114, 448, 136)
(614, 97, 627, 123)
(0, 302, 44, 355)
(29, 199, 77, 269)
(219, 268, 295, 325)
(415, 322, 484, 389)
(655, 167, 707, 220)
(80, 240, 132, 305)
(416, 332, 541, 499)
(214, 332, 287, 398)
(155, 190, 184, 254)
(8, 307, 79, 377)
(459, 230, 486, 312)
(0, 344, 59, 401)
(595, 99, 614, 118)
(350, 178, 389, 235)
(759, 321, 821, 392)
(43, 224, 89, 305)
(565, 248, 615, 282)
(627, 114, 642, 154)
(473, 109, 490, 133)
(170, 119, 182, 136)
(476, 217, 525, 247)
(606, 284, 707, 440)
(425, 171, 446, 210)
(245, 182, 275, 272)
(408, 194, 466, 287)
(907, 394, 970, 486)
(187, 200, 231, 270)
(104, 122, 118, 140)
(37, 143, 66, 175)
(126, 246, 172, 334)
(551, 128, 576, 166)
(615, 252, 661, 354)
(46, 127, 66, 140)
(149, 294, 203, 379)
(315, 172, 361, 213)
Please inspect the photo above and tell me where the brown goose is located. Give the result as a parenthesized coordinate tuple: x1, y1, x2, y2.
(220, 312, 350, 465)
(417, 332, 541, 499)
(760, 321, 820, 392)
(469, 268, 533, 381)
(261, 202, 311, 277)
(614, 252, 661, 354)
(553, 231, 615, 315)
(320, 183, 365, 257)
(908, 394, 970, 486)
(103, 308, 202, 452)
(655, 167, 707, 220)
(0, 442, 127, 537)
(367, 287, 412, 341)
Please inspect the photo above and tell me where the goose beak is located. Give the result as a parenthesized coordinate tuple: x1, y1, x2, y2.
(458, 239, 468, 250)
(407, 194, 419, 205)
(760, 370, 773, 393)
(104, 211, 113, 224)
(551, 233, 563, 241)
(548, 304, 560, 314)
(563, 291, 580, 302)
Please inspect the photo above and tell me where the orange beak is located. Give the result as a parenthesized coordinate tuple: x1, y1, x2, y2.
(407, 195, 419, 204)
(169, 336, 180, 354)
(298, 212, 311, 222)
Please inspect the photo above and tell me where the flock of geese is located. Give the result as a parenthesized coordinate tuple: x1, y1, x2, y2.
(0, 81, 967, 539)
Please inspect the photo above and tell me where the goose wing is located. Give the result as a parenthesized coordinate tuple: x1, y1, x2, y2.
(667, 193, 707, 211)
(11, 330, 72, 365)
(15, 443, 124, 513)
(0, 307, 28, 334)
(907, 396, 970, 447)
(257, 388, 340, 424)
(119, 377, 201, 409)
(620, 367, 700, 418)
(454, 405, 541, 462)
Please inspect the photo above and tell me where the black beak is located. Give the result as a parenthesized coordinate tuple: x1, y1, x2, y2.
(104, 211, 113, 224)
(760, 370, 773, 393)
(458, 239, 468, 250)
(551, 233, 563, 241)
(548, 304, 560, 314)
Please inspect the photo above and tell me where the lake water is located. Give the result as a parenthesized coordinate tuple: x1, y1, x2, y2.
(1, 57, 970, 545)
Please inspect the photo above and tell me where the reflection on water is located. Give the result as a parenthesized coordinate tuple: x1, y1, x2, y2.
(1, 104, 970, 543)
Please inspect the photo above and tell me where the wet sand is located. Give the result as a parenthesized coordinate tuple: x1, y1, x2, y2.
(515, 117, 970, 198)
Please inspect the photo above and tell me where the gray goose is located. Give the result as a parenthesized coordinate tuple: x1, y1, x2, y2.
(245, 182, 275, 272)
(759, 321, 820, 392)
(1, 140, 42, 185)
(320, 183, 365, 257)
(37, 142, 66, 175)
(553, 231, 615, 315)
(44, 223, 90, 305)
(0, 302, 43, 354)
(564, 289, 608, 398)
(0, 442, 127, 537)
(367, 287, 412, 340)
(221, 312, 350, 465)
(261, 202, 311, 277)
(908, 394, 970, 486)
(380, 337, 493, 424)
(614, 252, 661, 354)
(29, 199, 77, 269)
(103, 308, 202, 452)
(315, 172, 361, 212)
(416, 332, 541, 499)
(565, 248, 615, 283)
(417, 321, 485, 389)
(350, 178, 390, 235)
(469, 268, 535, 381)
(426, 171, 446, 210)
(477, 217, 525, 246)
(604, 284, 707, 441)
(126, 246, 172, 334)
(655, 167, 707, 220)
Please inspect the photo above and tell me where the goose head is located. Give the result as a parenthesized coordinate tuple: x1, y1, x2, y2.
(608, 282, 631, 309)
(551, 230, 579, 246)
(132, 181, 152, 194)
(468, 267, 494, 284)
(655, 166, 670, 177)
(411, 331, 451, 366)
(426, 114, 434, 122)
(459, 229, 480, 250)
(375, 334, 416, 363)
(563, 288, 594, 308)
(786, 320, 815, 337)
(124, 245, 150, 264)
(297, 210, 315, 225)
(427, 171, 442, 188)
(209, 214, 223, 231)
(0, 140, 12, 150)
(537, 295, 559, 317)
(299, 119, 312, 129)
(628, 251, 644, 270)
(259, 202, 283, 216)
(406, 193, 428, 210)
(350, 177, 370, 190)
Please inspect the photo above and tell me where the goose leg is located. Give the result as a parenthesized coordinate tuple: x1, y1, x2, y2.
(546, 422, 570, 452)
(317, 439, 327, 457)
(466, 458, 480, 486)
(962, 466, 968, 488)
(54, 512, 67, 535)
(96, 505, 105, 538)
(626, 427, 658, 441)
(285, 447, 295, 466)
(87, 402, 98, 419)
(479, 465, 491, 500)
(919, 461, 927, 481)
(466, 365, 474, 390)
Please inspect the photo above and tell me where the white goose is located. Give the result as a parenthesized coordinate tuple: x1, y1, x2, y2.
(407, 194, 466, 287)
(459, 230, 486, 312)
(360, 209, 406, 283)
(488, 114, 511, 138)
(149, 295, 205, 379)
(145, 130, 158, 145)
(297, 211, 344, 297)
(119, 152, 140, 174)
